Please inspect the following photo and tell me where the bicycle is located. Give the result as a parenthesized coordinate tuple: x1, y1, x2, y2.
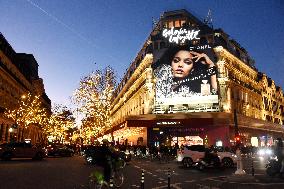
(89, 158, 125, 189)
(89, 171, 108, 189)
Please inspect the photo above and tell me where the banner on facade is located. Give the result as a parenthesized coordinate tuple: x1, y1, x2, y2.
(152, 25, 219, 114)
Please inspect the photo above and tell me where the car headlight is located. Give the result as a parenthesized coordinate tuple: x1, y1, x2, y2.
(258, 149, 265, 156)
(177, 155, 183, 162)
(265, 149, 272, 155)
(231, 154, 237, 158)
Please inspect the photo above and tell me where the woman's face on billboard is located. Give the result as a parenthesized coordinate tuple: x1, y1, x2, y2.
(171, 50, 194, 79)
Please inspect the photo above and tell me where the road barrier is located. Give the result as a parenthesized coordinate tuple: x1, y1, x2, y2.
(141, 169, 145, 189)
(251, 159, 255, 176)
(109, 176, 114, 188)
(167, 167, 171, 189)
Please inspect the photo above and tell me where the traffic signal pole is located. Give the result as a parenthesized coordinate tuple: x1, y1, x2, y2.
(234, 109, 241, 145)
(234, 109, 239, 137)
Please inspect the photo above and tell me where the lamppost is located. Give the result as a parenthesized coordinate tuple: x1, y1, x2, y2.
(8, 127, 15, 142)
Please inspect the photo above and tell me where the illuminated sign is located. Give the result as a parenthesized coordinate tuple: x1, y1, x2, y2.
(157, 121, 181, 125)
(162, 27, 200, 44)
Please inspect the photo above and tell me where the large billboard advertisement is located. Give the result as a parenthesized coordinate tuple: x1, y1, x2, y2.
(152, 27, 219, 113)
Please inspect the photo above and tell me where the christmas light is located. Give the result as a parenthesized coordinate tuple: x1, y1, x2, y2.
(72, 67, 116, 143)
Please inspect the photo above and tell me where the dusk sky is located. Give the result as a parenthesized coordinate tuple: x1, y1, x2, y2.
(1, 0, 283, 106)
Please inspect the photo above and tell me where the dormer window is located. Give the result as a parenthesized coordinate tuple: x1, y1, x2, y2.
(175, 20, 180, 27)
(168, 21, 174, 28)
(181, 20, 186, 27)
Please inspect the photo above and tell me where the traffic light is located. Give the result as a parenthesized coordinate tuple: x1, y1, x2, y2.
(235, 135, 240, 141)
(235, 135, 241, 145)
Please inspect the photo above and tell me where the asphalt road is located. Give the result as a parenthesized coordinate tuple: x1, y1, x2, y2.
(0, 156, 93, 189)
(0, 155, 283, 189)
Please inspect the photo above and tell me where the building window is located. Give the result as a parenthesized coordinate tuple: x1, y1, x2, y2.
(174, 20, 180, 27)
(207, 36, 213, 43)
(168, 21, 174, 28)
(181, 20, 186, 27)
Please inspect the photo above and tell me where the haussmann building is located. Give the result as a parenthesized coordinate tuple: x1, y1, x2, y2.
(105, 9, 284, 148)
(0, 32, 51, 145)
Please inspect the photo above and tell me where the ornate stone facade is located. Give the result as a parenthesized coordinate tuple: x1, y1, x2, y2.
(215, 45, 284, 125)
(0, 33, 51, 144)
(109, 10, 284, 146)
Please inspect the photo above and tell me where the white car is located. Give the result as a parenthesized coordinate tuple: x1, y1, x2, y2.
(177, 145, 237, 168)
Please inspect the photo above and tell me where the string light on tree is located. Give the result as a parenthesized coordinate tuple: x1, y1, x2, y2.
(72, 66, 116, 143)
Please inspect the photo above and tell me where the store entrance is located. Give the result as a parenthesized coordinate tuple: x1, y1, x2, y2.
(147, 126, 206, 147)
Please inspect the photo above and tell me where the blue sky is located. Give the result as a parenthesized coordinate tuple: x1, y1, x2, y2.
(1, 0, 284, 105)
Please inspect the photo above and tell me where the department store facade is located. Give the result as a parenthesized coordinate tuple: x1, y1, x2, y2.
(0, 33, 51, 144)
(107, 10, 284, 147)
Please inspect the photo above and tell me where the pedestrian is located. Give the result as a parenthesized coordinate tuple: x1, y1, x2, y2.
(274, 138, 284, 178)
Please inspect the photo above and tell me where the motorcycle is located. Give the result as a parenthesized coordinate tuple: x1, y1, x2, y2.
(266, 156, 282, 177)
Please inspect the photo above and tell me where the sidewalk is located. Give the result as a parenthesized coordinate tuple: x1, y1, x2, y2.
(195, 174, 284, 189)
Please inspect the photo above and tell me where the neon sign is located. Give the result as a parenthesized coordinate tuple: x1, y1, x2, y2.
(162, 27, 200, 44)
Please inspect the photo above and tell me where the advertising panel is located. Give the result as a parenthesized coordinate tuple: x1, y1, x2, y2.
(152, 26, 219, 113)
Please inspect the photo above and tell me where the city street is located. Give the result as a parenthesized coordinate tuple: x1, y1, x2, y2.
(1, 155, 284, 189)
(0, 155, 93, 189)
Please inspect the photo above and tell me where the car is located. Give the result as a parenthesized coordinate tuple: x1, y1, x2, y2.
(0, 142, 47, 161)
(84, 145, 100, 164)
(46, 144, 74, 157)
(177, 145, 237, 168)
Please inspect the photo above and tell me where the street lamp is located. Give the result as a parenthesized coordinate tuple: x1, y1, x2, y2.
(8, 128, 13, 132)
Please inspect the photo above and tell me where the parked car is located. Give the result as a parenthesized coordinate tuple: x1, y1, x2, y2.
(84, 145, 100, 164)
(46, 144, 74, 157)
(0, 142, 47, 161)
(177, 145, 237, 168)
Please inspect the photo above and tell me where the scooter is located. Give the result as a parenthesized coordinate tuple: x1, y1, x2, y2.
(266, 156, 282, 177)
(195, 155, 222, 171)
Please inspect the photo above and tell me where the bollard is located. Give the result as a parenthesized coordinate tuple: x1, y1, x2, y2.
(251, 159, 255, 176)
(235, 148, 246, 175)
(167, 167, 171, 189)
(109, 176, 114, 188)
(141, 169, 145, 189)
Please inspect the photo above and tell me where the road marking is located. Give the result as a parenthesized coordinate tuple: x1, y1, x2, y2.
(205, 175, 284, 185)
(152, 182, 182, 189)
(131, 184, 140, 188)
(185, 180, 196, 183)
(196, 184, 220, 189)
